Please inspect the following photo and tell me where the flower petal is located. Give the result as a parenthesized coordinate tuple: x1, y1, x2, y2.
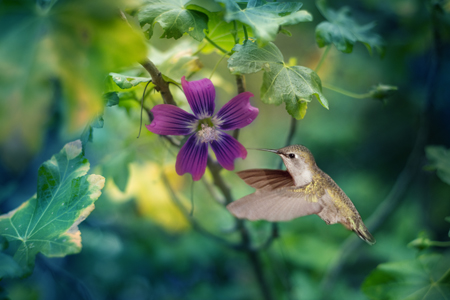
(210, 132, 247, 171)
(181, 76, 215, 119)
(176, 133, 208, 181)
(146, 104, 197, 136)
(214, 92, 258, 131)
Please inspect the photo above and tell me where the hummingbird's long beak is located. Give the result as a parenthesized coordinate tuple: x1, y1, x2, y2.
(248, 148, 279, 154)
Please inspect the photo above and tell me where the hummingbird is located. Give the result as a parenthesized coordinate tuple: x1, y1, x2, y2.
(226, 145, 376, 245)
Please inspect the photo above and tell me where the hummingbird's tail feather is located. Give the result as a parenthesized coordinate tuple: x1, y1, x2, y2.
(354, 223, 376, 245)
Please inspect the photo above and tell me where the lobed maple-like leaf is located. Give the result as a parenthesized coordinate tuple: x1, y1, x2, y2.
(137, 0, 208, 41)
(228, 41, 328, 119)
(315, 1, 384, 55)
(0, 140, 105, 277)
(362, 253, 450, 300)
(217, 0, 312, 46)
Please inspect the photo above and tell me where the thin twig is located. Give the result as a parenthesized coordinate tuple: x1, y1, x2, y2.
(209, 52, 228, 80)
(201, 177, 225, 205)
(315, 45, 331, 73)
(252, 223, 279, 251)
(243, 25, 249, 41)
(206, 155, 275, 300)
(204, 36, 230, 55)
(207, 157, 233, 205)
(278, 117, 298, 169)
(323, 82, 372, 99)
(137, 80, 153, 138)
(247, 251, 274, 300)
(232, 21, 239, 44)
(233, 75, 246, 139)
(161, 172, 240, 249)
(140, 58, 176, 105)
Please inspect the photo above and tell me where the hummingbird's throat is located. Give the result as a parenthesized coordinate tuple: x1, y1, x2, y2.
(197, 119, 218, 143)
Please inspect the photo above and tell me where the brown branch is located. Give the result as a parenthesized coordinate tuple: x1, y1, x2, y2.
(140, 58, 176, 105)
(137, 51, 274, 299)
(119, 11, 175, 106)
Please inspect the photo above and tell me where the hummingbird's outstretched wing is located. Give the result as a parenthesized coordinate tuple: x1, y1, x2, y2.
(237, 169, 295, 191)
(229, 169, 321, 221)
(227, 188, 322, 222)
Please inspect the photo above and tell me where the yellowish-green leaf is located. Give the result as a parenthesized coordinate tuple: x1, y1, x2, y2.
(228, 41, 328, 119)
(200, 12, 252, 54)
(0, 140, 105, 278)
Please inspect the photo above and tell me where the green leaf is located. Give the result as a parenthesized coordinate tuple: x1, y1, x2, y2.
(217, 0, 312, 45)
(362, 253, 450, 300)
(91, 115, 104, 129)
(0, 140, 105, 277)
(109, 73, 151, 90)
(0, 0, 147, 166)
(315, 1, 384, 55)
(228, 41, 328, 119)
(426, 146, 450, 185)
(103, 92, 120, 107)
(137, 0, 208, 41)
(200, 12, 251, 54)
(80, 114, 105, 147)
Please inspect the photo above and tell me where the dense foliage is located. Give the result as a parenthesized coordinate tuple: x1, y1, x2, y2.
(0, 0, 449, 299)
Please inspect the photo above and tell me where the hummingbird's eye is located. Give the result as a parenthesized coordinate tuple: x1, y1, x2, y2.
(288, 153, 296, 159)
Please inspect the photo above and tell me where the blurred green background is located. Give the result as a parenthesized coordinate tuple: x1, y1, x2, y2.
(1, 0, 449, 299)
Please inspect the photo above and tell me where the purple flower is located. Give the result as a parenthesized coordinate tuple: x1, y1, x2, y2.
(146, 76, 259, 181)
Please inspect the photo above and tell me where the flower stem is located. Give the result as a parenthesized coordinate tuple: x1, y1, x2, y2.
(204, 36, 230, 55)
(430, 241, 450, 247)
(232, 75, 246, 139)
(243, 25, 248, 41)
(314, 45, 331, 73)
(323, 82, 372, 99)
(137, 80, 153, 138)
(140, 58, 176, 105)
(233, 21, 239, 44)
(209, 52, 228, 80)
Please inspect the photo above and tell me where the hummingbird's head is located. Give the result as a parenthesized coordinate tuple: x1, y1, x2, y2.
(257, 145, 317, 171)
(276, 145, 316, 170)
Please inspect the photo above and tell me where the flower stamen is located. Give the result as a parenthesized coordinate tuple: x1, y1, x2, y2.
(198, 124, 218, 143)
